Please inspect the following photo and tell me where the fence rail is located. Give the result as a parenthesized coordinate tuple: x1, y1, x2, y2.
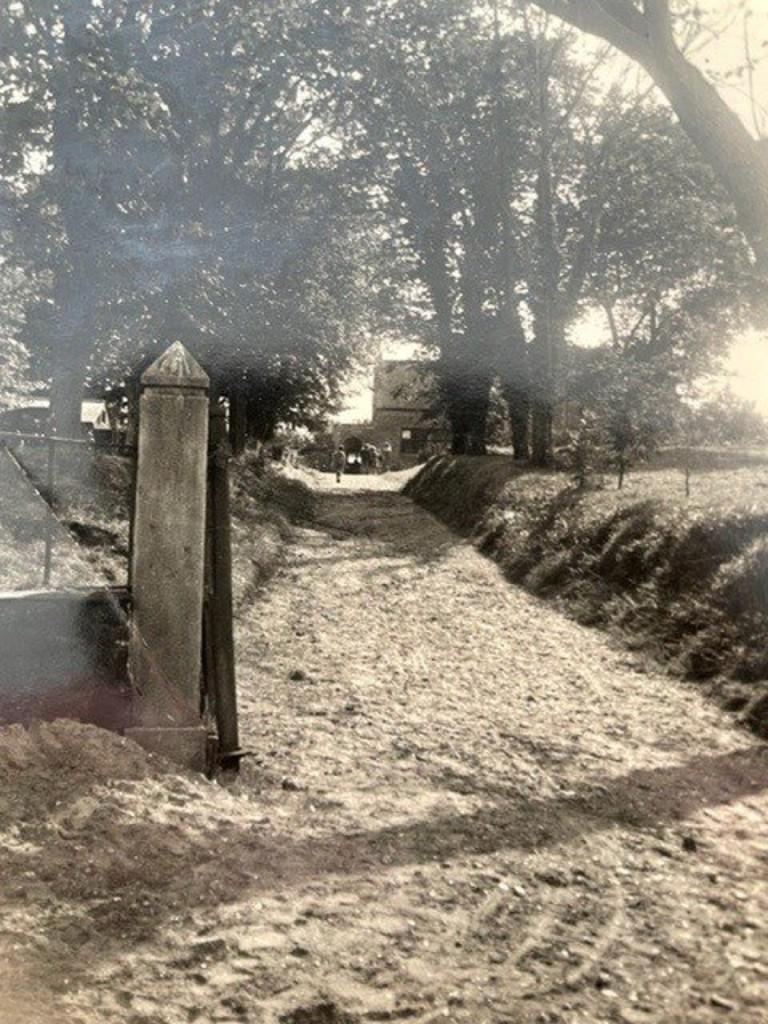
(0, 429, 131, 587)
(0, 346, 239, 772)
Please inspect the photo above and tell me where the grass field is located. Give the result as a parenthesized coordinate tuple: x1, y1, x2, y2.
(406, 448, 768, 737)
(0, 446, 132, 590)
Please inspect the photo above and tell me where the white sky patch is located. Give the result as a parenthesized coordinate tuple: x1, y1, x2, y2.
(723, 330, 768, 413)
(570, 309, 609, 349)
(692, 2, 768, 139)
(599, 2, 768, 138)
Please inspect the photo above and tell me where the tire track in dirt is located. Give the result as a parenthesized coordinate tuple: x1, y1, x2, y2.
(221, 484, 768, 1023)
(22, 478, 768, 1024)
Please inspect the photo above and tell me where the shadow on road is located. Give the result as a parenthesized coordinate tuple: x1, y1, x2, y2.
(22, 741, 768, 974)
(235, 743, 768, 880)
(310, 490, 461, 563)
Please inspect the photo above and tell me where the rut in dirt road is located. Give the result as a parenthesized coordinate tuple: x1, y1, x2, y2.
(44, 480, 768, 1024)
(228, 484, 768, 1024)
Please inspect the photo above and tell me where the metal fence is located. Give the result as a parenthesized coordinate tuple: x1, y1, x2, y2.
(0, 429, 128, 588)
(0, 357, 239, 772)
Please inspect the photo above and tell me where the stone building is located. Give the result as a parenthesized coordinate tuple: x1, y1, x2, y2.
(333, 360, 450, 467)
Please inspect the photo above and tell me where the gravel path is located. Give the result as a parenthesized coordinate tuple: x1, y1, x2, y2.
(12, 479, 768, 1024)
(229, 486, 768, 1024)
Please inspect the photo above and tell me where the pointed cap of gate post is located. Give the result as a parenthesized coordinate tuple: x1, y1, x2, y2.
(141, 342, 209, 390)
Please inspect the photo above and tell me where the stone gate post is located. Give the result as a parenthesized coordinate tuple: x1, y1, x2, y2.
(126, 342, 210, 771)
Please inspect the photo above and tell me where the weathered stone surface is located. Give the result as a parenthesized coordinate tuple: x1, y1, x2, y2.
(129, 342, 209, 735)
(124, 725, 209, 773)
(141, 341, 209, 390)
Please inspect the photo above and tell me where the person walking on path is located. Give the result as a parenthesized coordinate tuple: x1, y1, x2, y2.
(381, 440, 392, 472)
(332, 446, 346, 483)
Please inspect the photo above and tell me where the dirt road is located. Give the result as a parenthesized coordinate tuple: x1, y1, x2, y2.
(4, 478, 768, 1024)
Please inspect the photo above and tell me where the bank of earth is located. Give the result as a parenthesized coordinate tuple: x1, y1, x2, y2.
(2, 467, 766, 1023)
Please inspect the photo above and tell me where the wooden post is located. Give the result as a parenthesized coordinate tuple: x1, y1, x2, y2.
(125, 342, 211, 771)
(207, 404, 240, 768)
(228, 386, 248, 456)
(42, 433, 55, 586)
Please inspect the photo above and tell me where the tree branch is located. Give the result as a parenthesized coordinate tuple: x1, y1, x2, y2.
(643, 0, 674, 47)
(531, 1, 650, 62)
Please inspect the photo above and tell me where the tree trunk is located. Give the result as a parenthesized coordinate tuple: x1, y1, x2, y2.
(529, 307, 563, 467)
(492, 1, 530, 462)
(228, 387, 248, 456)
(45, 21, 103, 440)
(245, 395, 279, 445)
(531, 398, 553, 467)
(445, 374, 491, 455)
(529, 297, 565, 467)
(49, 368, 84, 437)
(528, 57, 562, 470)
(496, 302, 531, 460)
(505, 384, 530, 460)
(534, 0, 768, 274)
(645, 52, 768, 274)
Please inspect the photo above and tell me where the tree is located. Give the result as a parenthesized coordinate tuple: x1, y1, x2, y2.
(685, 388, 768, 446)
(342, 0, 535, 454)
(565, 345, 675, 486)
(1, 1, 154, 433)
(516, 17, 619, 464)
(0, 264, 42, 409)
(1, 0, 381, 439)
(341, 2, 752, 460)
(587, 100, 754, 377)
(527, 1, 768, 275)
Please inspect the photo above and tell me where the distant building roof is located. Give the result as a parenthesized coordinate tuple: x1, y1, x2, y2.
(0, 398, 109, 428)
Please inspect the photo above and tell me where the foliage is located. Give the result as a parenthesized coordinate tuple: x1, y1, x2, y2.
(341, 4, 755, 458)
(528, 0, 768, 277)
(0, 0, 759, 447)
(564, 345, 678, 486)
(685, 388, 768, 447)
(587, 103, 754, 376)
(556, 409, 606, 488)
(0, 0, 383, 437)
(486, 380, 513, 448)
(0, 263, 43, 408)
(340, 0, 533, 452)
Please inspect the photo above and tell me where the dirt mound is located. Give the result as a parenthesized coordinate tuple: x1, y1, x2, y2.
(0, 720, 159, 827)
(231, 457, 318, 610)
(0, 719, 261, 978)
(404, 453, 527, 532)
(407, 455, 768, 735)
(232, 454, 317, 527)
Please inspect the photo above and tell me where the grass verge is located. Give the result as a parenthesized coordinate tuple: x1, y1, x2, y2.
(5, 445, 315, 604)
(230, 453, 315, 612)
(405, 452, 768, 737)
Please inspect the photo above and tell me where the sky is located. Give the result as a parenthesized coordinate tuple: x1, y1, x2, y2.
(708, 5, 768, 413)
(335, 1, 768, 423)
(725, 332, 768, 413)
